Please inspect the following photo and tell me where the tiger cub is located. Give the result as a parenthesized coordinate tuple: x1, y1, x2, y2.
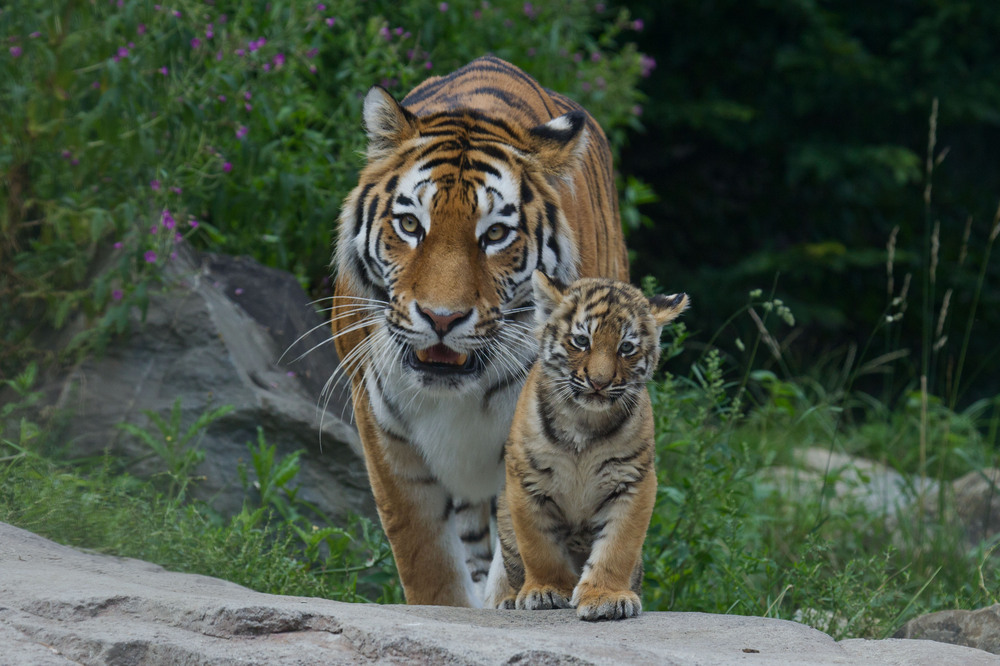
(485, 271, 689, 621)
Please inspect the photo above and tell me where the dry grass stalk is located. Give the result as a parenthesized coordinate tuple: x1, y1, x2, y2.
(886, 225, 899, 297)
(958, 216, 972, 267)
(923, 97, 938, 207)
(748, 308, 782, 361)
(930, 220, 940, 286)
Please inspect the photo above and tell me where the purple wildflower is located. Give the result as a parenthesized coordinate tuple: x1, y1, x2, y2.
(113, 241, 124, 250)
(189, 219, 200, 228)
(150, 179, 161, 191)
(379, 26, 391, 41)
(632, 105, 643, 117)
(245, 103, 252, 111)
(425, 61, 433, 70)
(93, 80, 100, 89)
(159, 66, 169, 75)
(117, 46, 130, 58)
(234, 288, 244, 296)
(306, 48, 318, 59)
(144, 250, 158, 263)
(326, 17, 336, 26)
(29, 31, 41, 38)
(236, 125, 248, 139)
(639, 54, 656, 77)
(10, 46, 22, 58)
(595, 3, 606, 12)
(206, 24, 214, 39)
(191, 37, 201, 49)
(439, 1, 448, 10)
(632, 19, 644, 31)
(244, 90, 252, 100)
(137, 23, 146, 35)
(170, 186, 182, 195)
(223, 162, 232, 172)
(523, 2, 536, 18)
(173, 10, 181, 17)
(112, 289, 124, 301)
(316, 3, 326, 10)
(218, 94, 226, 102)
(273, 52, 285, 68)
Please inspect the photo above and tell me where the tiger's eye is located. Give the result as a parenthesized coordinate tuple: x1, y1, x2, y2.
(485, 223, 508, 243)
(619, 341, 636, 355)
(399, 215, 420, 235)
(572, 334, 590, 349)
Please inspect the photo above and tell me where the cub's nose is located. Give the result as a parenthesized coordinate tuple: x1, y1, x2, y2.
(418, 307, 472, 336)
(588, 377, 610, 392)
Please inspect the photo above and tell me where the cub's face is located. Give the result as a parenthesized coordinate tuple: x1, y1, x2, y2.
(336, 88, 587, 392)
(533, 273, 689, 411)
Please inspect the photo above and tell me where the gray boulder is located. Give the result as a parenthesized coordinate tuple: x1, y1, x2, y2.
(894, 604, 1000, 656)
(1, 522, 997, 665)
(37, 244, 372, 522)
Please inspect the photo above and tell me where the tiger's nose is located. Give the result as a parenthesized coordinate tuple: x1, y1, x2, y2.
(588, 377, 610, 391)
(418, 307, 472, 336)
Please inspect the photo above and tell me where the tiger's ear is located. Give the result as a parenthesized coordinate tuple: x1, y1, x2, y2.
(363, 86, 418, 160)
(532, 270, 566, 324)
(649, 293, 690, 328)
(527, 111, 589, 179)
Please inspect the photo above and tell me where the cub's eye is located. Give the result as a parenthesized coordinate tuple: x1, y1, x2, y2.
(482, 223, 510, 245)
(571, 334, 590, 349)
(619, 341, 636, 355)
(397, 214, 422, 239)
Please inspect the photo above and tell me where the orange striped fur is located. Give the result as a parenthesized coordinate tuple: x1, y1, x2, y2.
(330, 57, 628, 606)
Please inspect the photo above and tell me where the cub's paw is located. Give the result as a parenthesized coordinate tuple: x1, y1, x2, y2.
(572, 585, 641, 621)
(516, 585, 572, 610)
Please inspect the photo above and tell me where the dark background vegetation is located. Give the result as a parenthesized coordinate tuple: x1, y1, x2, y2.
(622, 0, 1000, 405)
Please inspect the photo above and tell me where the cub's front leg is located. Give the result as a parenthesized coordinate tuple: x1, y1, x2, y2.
(572, 466, 657, 621)
(505, 463, 576, 610)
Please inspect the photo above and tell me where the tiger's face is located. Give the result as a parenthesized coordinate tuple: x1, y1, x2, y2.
(533, 272, 689, 412)
(336, 88, 586, 392)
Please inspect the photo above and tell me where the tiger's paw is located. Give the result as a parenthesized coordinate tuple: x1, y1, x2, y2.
(516, 585, 572, 610)
(496, 595, 517, 610)
(572, 585, 641, 621)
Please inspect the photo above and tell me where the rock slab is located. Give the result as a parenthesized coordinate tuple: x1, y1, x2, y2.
(1, 523, 997, 665)
(34, 245, 372, 523)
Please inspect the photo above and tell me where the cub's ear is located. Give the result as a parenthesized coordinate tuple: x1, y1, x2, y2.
(363, 86, 418, 160)
(527, 111, 589, 179)
(532, 270, 567, 323)
(649, 293, 690, 328)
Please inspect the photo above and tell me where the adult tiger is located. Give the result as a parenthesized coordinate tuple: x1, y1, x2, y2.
(331, 55, 628, 606)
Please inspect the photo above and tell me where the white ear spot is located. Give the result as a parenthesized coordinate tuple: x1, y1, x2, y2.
(544, 115, 573, 132)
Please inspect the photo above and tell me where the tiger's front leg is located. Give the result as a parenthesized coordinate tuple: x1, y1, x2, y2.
(353, 390, 484, 606)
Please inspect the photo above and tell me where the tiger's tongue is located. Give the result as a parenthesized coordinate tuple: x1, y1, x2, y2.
(416, 344, 468, 365)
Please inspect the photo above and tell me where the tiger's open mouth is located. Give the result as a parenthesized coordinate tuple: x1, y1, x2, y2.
(407, 344, 479, 375)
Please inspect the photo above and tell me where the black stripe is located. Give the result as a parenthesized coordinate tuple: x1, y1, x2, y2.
(460, 527, 490, 543)
(384, 174, 398, 195)
(597, 447, 646, 474)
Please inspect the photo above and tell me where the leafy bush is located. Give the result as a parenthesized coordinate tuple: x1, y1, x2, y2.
(0, 0, 647, 376)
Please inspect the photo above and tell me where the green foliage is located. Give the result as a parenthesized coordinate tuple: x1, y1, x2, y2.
(623, 0, 1000, 401)
(0, 0, 646, 377)
(0, 368, 397, 603)
(642, 339, 999, 638)
(117, 398, 234, 498)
